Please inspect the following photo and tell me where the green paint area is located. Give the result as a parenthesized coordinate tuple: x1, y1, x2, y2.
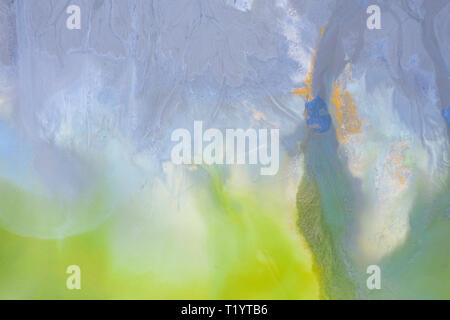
(197, 169, 320, 299)
(0, 170, 320, 299)
(296, 173, 355, 299)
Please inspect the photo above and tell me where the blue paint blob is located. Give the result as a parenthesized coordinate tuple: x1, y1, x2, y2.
(442, 105, 450, 126)
(305, 96, 332, 133)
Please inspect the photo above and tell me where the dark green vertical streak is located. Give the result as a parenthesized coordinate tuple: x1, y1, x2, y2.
(297, 171, 355, 299)
(296, 130, 357, 299)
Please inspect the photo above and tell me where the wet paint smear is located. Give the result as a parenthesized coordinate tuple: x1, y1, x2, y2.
(305, 96, 332, 133)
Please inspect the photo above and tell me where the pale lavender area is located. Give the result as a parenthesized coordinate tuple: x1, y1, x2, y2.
(0, 0, 449, 298)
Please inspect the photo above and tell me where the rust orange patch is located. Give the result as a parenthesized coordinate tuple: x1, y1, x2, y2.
(330, 82, 362, 144)
(292, 49, 316, 101)
(386, 142, 411, 185)
(292, 26, 326, 102)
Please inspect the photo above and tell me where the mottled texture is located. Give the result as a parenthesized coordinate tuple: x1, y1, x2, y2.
(0, 0, 448, 299)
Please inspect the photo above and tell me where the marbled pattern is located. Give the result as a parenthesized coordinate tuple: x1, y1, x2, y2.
(0, 0, 448, 299)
